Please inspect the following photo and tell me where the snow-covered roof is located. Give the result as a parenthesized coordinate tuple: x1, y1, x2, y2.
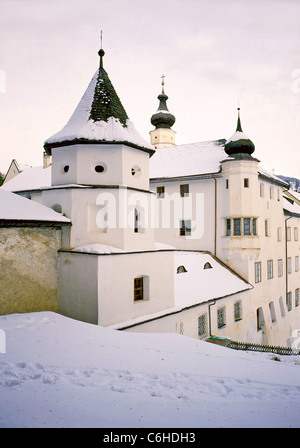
(0, 188, 70, 223)
(150, 139, 226, 179)
(150, 139, 287, 185)
(78, 247, 252, 329)
(44, 67, 155, 155)
(283, 194, 300, 216)
(1, 166, 51, 192)
(173, 251, 251, 308)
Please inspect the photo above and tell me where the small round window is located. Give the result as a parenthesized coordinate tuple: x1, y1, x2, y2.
(131, 165, 141, 178)
(63, 165, 69, 173)
(95, 165, 105, 173)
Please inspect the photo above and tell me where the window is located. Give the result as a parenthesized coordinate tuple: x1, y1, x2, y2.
(295, 288, 299, 307)
(180, 184, 189, 197)
(270, 186, 274, 199)
(244, 178, 249, 188)
(265, 220, 270, 237)
(134, 276, 149, 301)
(278, 259, 283, 277)
(63, 165, 69, 173)
(157, 186, 165, 198)
(217, 306, 226, 328)
(269, 302, 277, 324)
(260, 183, 265, 198)
(244, 218, 251, 235)
(95, 164, 105, 173)
(288, 257, 292, 274)
(257, 307, 265, 331)
(226, 219, 231, 236)
(252, 218, 257, 236)
(180, 220, 191, 236)
(286, 292, 292, 312)
(295, 227, 299, 241)
(177, 265, 187, 274)
(204, 262, 212, 269)
(277, 189, 280, 201)
(287, 227, 291, 241)
(226, 179, 229, 189)
(267, 260, 273, 279)
(234, 301, 242, 322)
(198, 314, 208, 338)
(279, 297, 286, 318)
(255, 262, 262, 283)
(295, 256, 299, 272)
(134, 277, 144, 301)
(134, 206, 145, 234)
(233, 218, 241, 236)
(277, 227, 282, 242)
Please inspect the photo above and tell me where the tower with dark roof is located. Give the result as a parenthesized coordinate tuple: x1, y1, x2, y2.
(150, 75, 176, 148)
(224, 108, 256, 159)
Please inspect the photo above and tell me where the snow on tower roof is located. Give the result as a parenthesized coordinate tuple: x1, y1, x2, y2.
(0, 188, 70, 223)
(44, 47, 155, 156)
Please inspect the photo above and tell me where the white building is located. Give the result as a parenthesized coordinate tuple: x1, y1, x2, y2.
(1, 43, 299, 347)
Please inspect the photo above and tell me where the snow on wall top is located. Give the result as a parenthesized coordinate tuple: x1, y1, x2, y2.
(0, 188, 70, 223)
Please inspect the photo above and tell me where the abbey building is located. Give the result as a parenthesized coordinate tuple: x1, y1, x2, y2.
(1, 42, 299, 348)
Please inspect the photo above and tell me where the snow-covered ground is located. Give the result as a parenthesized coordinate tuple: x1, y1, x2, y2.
(0, 311, 300, 428)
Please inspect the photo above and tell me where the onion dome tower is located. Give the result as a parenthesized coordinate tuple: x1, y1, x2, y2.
(224, 108, 255, 159)
(150, 75, 176, 149)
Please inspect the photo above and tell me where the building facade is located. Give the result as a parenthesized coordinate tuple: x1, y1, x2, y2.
(1, 43, 299, 347)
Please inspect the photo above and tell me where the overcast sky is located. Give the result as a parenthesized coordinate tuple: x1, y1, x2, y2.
(0, 0, 299, 177)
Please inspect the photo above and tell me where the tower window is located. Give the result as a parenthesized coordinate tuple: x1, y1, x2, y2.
(244, 178, 249, 188)
(180, 184, 189, 197)
(63, 165, 69, 173)
(134, 276, 149, 301)
(157, 186, 165, 198)
(180, 220, 191, 236)
(95, 165, 105, 173)
(177, 265, 187, 274)
(233, 218, 241, 236)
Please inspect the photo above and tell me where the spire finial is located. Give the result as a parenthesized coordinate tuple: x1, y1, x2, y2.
(236, 104, 242, 132)
(98, 30, 105, 69)
(161, 74, 165, 93)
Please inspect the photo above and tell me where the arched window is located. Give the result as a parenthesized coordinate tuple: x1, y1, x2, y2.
(257, 307, 265, 331)
(177, 265, 187, 274)
(134, 206, 145, 233)
(204, 262, 213, 269)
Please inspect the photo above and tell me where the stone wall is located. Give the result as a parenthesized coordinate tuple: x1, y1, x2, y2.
(0, 225, 62, 315)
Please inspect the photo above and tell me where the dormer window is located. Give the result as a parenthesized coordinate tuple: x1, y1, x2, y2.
(204, 262, 212, 269)
(177, 265, 187, 274)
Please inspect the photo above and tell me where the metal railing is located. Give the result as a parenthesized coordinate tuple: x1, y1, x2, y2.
(229, 340, 300, 356)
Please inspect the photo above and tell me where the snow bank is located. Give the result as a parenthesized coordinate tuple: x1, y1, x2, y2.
(0, 311, 300, 428)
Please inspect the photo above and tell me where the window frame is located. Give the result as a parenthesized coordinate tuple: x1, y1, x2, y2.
(180, 184, 189, 198)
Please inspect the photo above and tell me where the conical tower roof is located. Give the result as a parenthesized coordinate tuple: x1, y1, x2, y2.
(224, 108, 255, 158)
(44, 45, 154, 156)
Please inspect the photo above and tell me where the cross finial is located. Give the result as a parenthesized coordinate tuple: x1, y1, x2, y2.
(100, 30, 103, 49)
(98, 30, 105, 69)
(161, 74, 165, 93)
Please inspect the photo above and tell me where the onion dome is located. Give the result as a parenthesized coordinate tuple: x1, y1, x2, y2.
(150, 75, 176, 129)
(224, 108, 255, 157)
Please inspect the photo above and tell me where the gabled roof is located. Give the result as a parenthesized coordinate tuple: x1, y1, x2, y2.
(44, 48, 155, 156)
